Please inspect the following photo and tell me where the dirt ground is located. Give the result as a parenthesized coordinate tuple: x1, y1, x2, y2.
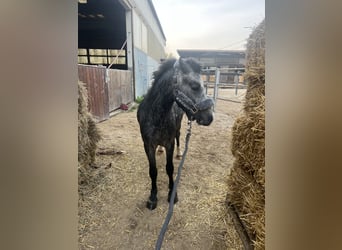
(79, 88, 246, 250)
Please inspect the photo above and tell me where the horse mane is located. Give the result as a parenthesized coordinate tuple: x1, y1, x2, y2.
(152, 58, 177, 84)
(152, 57, 201, 84)
(139, 58, 177, 114)
(144, 57, 202, 110)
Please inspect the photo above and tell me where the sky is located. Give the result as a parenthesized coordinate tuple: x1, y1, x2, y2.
(152, 0, 265, 57)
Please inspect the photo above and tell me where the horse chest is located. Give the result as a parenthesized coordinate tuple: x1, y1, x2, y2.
(153, 123, 176, 142)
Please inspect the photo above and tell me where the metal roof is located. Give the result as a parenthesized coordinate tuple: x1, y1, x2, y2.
(177, 49, 245, 58)
(177, 49, 246, 68)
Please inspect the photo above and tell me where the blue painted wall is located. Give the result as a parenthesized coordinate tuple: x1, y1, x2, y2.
(134, 47, 160, 98)
(147, 56, 159, 88)
(134, 48, 148, 98)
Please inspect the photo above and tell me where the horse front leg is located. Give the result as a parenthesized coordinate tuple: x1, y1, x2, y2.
(175, 130, 182, 159)
(144, 143, 158, 210)
(165, 141, 178, 204)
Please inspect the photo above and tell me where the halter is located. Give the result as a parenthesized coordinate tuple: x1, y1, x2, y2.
(174, 89, 214, 116)
(173, 59, 214, 117)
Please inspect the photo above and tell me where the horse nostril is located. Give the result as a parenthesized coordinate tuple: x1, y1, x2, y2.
(196, 115, 213, 126)
(208, 115, 213, 124)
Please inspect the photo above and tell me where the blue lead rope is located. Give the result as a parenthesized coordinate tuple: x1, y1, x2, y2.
(155, 120, 192, 250)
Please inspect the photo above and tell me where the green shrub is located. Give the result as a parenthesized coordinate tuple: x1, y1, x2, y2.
(135, 96, 144, 104)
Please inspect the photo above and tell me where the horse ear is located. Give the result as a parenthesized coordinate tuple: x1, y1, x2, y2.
(178, 57, 185, 69)
(178, 57, 191, 73)
(185, 58, 201, 73)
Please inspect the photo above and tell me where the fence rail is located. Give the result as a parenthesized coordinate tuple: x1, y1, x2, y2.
(202, 67, 247, 108)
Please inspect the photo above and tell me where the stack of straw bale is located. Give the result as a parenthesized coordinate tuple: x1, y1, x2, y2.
(227, 19, 265, 249)
(78, 80, 101, 184)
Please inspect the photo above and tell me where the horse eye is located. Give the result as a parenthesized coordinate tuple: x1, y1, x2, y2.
(190, 82, 200, 91)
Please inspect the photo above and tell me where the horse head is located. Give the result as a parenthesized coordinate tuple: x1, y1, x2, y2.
(173, 58, 214, 126)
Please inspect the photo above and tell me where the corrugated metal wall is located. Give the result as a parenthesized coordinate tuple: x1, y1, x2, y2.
(132, 0, 165, 47)
(133, 48, 149, 98)
(131, 4, 165, 98)
(147, 56, 160, 87)
(147, 25, 165, 61)
(133, 50, 161, 98)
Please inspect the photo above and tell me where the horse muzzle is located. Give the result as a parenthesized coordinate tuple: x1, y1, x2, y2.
(194, 109, 214, 126)
(174, 90, 214, 125)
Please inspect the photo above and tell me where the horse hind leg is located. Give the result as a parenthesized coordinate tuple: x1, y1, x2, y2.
(144, 143, 158, 210)
(165, 142, 178, 204)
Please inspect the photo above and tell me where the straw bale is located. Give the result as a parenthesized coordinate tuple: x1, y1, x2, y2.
(227, 166, 265, 245)
(78, 80, 101, 184)
(231, 106, 265, 188)
(244, 19, 265, 87)
(227, 19, 265, 249)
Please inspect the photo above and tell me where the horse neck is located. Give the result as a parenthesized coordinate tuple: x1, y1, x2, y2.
(149, 78, 175, 115)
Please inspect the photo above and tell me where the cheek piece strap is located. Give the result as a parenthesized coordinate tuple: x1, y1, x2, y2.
(174, 89, 214, 117)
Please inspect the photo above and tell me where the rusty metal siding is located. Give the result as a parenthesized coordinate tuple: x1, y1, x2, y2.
(78, 65, 109, 122)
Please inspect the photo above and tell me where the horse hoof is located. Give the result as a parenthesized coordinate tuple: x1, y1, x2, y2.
(168, 192, 178, 204)
(146, 199, 157, 210)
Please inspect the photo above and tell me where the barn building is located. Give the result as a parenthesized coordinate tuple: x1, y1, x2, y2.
(177, 49, 246, 84)
(78, 0, 166, 121)
(177, 49, 245, 69)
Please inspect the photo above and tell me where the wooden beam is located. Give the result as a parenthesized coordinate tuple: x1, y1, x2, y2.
(226, 195, 255, 250)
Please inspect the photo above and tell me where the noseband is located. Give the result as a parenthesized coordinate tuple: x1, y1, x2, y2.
(174, 89, 214, 117)
(173, 60, 214, 116)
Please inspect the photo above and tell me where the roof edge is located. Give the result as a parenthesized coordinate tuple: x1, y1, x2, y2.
(177, 49, 245, 53)
(147, 0, 166, 41)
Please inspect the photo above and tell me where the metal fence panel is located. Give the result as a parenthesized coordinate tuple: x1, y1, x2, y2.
(108, 69, 122, 111)
(120, 70, 133, 105)
(107, 69, 133, 111)
(78, 65, 109, 122)
(78, 65, 134, 122)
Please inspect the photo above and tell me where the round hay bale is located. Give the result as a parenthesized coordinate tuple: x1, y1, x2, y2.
(227, 19, 265, 249)
(78, 80, 101, 184)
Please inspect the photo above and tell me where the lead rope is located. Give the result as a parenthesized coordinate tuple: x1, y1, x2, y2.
(155, 119, 193, 250)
